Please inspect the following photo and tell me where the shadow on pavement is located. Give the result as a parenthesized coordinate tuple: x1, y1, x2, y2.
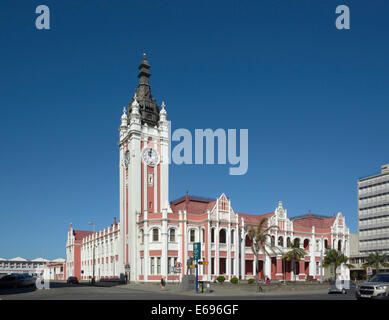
(0, 286, 37, 296)
(0, 280, 126, 296)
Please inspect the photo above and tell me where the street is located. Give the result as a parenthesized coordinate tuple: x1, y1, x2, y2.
(0, 281, 356, 300)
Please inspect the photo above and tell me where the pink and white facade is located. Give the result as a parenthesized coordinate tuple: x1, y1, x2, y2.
(66, 56, 350, 282)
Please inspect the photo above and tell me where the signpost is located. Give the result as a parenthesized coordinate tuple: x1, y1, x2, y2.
(366, 266, 373, 276)
(193, 242, 201, 293)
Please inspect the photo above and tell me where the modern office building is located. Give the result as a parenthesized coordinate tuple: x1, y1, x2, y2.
(358, 164, 389, 255)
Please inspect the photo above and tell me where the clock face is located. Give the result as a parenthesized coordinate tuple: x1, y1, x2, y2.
(124, 150, 130, 167)
(142, 147, 160, 167)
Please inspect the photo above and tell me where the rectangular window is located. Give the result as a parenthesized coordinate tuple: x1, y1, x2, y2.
(141, 258, 144, 275)
(231, 258, 234, 275)
(157, 257, 161, 274)
(219, 258, 226, 274)
(211, 258, 215, 275)
(153, 228, 159, 242)
(169, 229, 175, 242)
(168, 257, 172, 274)
(150, 257, 154, 275)
(148, 173, 154, 186)
(174, 257, 178, 271)
(190, 230, 195, 242)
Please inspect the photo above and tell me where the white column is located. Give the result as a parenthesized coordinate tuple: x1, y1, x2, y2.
(234, 223, 239, 277)
(144, 221, 149, 281)
(265, 253, 271, 279)
(183, 211, 188, 277)
(215, 220, 219, 276)
(161, 208, 168, 278)
(207, 213, 211, 281)
(227, 223, 231, 278)
(310, 227, 315, 277)
(178, 211, 183, 281)
(240, 221, 245, 279)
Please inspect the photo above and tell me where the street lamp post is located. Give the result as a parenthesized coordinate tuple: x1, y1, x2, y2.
(88, 222, 96, 285)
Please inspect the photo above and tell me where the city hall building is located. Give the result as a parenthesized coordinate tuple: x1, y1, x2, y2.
(66, 55, 350, 282)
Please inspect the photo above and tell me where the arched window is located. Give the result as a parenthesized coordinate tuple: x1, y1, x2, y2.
(304, 239, 309, 250)
(324, 239, 329, 249)
(152, 228, 159, 242)
(231, 230, 235, 244)
(338, 240, 342, 251)
(190, 229, 196, 242)
(202, 229, 205, 243)
(294, 238, 300, 247)
(271, 236, 275, 246)
(211, 228, 215, 243)
(140, 229, 144, 244)
(278, 236, 284, 247)
(245, 235, 252, 247)
(219, 229, 226, 244)
(287, 237, 291, 247)
(169, 228, 175, 242)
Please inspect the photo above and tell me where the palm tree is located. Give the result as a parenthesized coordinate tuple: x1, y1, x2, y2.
(247, 218, 279, 291)
(322, 249, 353, 281)
(282, 242, 307, 282)
(362, 252, 389, 275)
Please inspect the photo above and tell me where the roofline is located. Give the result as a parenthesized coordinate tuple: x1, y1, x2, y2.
(358, 171, 389, 182)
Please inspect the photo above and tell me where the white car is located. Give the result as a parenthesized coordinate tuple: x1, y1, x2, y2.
(355, 273, 389, 300)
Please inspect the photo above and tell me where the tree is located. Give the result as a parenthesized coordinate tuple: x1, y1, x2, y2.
(322, 249, 353, 281)
(247, 218, 278, 291)
(282, 242, 307, 282)
(362, 252, 389, 275)
(351, 271, 358, 281)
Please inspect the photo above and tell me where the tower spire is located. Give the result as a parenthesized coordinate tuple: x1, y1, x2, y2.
(129, 53, 160, 126)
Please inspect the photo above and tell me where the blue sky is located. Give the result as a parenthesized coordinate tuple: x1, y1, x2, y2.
(0, 0, 388, 260)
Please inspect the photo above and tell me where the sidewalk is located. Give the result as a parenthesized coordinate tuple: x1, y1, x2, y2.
(118, 281, 329, 297)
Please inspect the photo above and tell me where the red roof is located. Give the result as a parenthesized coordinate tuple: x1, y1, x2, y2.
(73, 230, 94, 241)
(238, 212, 274, 225)
(291, 215, 335, 230)
(170, 195, 216, 214)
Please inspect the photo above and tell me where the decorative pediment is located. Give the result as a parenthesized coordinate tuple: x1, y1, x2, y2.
(212, 193, 237, 221)
(275, 201, 287, 220)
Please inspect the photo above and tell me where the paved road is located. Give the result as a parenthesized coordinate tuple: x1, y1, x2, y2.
(0, 282, 356, 300)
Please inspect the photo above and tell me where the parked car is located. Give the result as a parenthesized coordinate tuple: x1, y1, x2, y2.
(67, 276, 79, 284)
(12, 274, 35, 287)
(328, 280, 357, 294)
(0, 275, 21, 288)
(355, 273, 389, 300)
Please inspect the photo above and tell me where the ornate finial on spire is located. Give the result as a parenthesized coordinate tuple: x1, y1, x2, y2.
(160, 101, 167, 119)
(122, 106, 127, 114)
(143, 52, 146, 59)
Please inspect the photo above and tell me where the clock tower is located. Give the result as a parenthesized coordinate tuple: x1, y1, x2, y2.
(118, 54, 169, 281)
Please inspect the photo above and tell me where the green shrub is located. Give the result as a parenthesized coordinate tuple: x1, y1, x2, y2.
(230, 277, 239, 284)
(247, 278, 255, 284)
(216, 276, 226, 283)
